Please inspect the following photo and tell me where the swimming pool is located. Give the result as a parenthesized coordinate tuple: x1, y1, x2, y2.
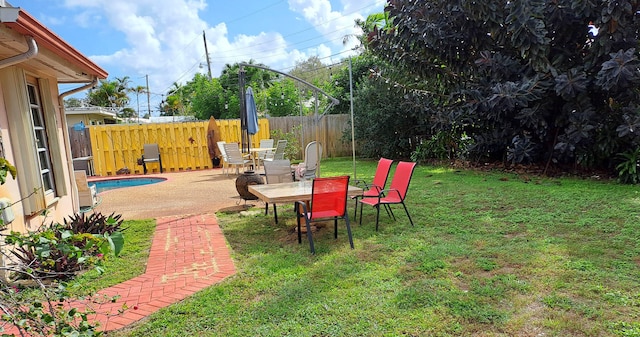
(89, 177, 166, 193)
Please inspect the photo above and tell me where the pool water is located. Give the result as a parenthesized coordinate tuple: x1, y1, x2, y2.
(89, 177, 166, 193)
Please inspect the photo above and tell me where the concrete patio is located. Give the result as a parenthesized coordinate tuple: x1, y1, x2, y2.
(91, 168, 252, 220)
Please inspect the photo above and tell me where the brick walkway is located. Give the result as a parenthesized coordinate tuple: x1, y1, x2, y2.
(3, 214, 236, 335)
(82, 213, 236, 332)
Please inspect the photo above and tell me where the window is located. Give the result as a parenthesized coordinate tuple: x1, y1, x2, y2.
(0, 67, 67, 215)
(27, 83, 56, 196)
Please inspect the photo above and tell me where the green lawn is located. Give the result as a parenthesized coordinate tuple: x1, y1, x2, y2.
(106, 158, 640, 336)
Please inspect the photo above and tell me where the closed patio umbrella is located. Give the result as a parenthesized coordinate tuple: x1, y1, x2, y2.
(246, 86, 259, 135)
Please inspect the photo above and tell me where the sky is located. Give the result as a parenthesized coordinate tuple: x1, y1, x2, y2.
(10, 0, 385, 115)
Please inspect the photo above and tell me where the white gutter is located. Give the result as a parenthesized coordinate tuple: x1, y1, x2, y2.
(59, 77, 98, 212)
(0, 35, 38, 69)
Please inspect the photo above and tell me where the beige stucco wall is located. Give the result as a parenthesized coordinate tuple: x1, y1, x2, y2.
(0, 67, 76, 236)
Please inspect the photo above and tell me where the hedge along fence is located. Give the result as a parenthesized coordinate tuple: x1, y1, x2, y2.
(88, 119, 270, 176)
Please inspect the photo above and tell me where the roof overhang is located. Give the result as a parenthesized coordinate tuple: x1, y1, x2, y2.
(0, 6, 108, 83)
(65, 107, 117, 119)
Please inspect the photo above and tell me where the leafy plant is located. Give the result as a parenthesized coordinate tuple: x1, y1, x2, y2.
(4, 212, 125, 280)
(0, 278, 108, 336)
(270, 125, 301, 160)
(62, 212, 125, 235)
(411, 131, 473, 163)
(362, 0, 640, 173)
(0, 157, 16, 185)
(615, 148, 640, 184)
(507, 135, 538, 164)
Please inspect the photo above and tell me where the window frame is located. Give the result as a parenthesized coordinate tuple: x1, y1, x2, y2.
(0, 67, 67, 215)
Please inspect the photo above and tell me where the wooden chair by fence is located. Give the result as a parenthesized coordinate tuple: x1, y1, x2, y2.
(142, 143, 163, 174)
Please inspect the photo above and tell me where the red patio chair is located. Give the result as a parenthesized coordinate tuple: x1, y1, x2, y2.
(352, 157, 394, 221)
(296, 176, 353, 254)
(359, 161, 417, 231)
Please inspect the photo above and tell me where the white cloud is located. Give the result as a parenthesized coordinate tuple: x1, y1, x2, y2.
(288, 0, 363, 39)
(53, 0, 380, 106)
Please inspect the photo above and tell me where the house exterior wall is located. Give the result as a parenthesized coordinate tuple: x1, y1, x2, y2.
(0, 5, 108, 277)
(0, 67, 74, 234)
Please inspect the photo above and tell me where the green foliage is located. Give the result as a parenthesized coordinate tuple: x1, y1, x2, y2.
(217, 60, 276, 119)
(411, 131, 473, 163)
(62, 212, 124, 235)
(610, 321, 640, 337)
(352, 76, 429, 159)
(507, 135, 539, 164)
(0, 157, 16, 185)
(0, 213, 125, 335)
(4, 212, 125, 281)
(615, 148, 640, 184)
(270, 126, 301, 160)
(0, 281, 105, 336)
(263, 79, 300, 117)
(362, 0, 640, 171)
(87, 77, 131, 113)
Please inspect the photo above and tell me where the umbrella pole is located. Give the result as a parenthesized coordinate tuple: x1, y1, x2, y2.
(239, 67, 248, 153)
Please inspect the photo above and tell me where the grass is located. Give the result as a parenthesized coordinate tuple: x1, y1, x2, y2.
(102, 158, 640, 336)
(69, 219, 156, 296)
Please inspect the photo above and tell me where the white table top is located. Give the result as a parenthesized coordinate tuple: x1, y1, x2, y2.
(249, 147, 275, 152)
(248, 180, 363, 204)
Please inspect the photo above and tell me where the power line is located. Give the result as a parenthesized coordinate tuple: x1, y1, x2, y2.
(224, 0, 287, 25)
(147, 0, 379, 102)
(207, 0, 379, 60)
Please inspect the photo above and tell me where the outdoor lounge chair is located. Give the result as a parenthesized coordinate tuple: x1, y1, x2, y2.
(358, 161, 417, 231)
(264, 139, 287, 162)
(297, 141, 322, 180)
(142, 143, 163, 174)
(74, 170, 97, 209)
(217, 141, 229, 174)
(352, 157, 394, 221)
(296, 175, 354, 254)
(222, 142, 251, 175)
(263, 159, 293, 224)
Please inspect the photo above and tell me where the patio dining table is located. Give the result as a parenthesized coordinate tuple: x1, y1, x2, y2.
(248, 180, 363, 222)
(248, 147, 275, 169)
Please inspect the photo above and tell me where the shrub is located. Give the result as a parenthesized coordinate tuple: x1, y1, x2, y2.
(271, 125, 301, 160)
(62, 212, 125, 235)
(411, 131, 473, 163)
(4, 212, 125, 280)
(615, 148, 640, 184)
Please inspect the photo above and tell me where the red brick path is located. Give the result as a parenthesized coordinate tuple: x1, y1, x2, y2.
(90, 213, 236, 331)
(2, 213, 236, 335)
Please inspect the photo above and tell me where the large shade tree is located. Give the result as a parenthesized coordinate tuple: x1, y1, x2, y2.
(364, 0, 640, 172)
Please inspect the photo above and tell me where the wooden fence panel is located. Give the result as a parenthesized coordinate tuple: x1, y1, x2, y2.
(267, 114, 354, 160)
(82, 115, 355, 176)
(87, 119, 271, 176)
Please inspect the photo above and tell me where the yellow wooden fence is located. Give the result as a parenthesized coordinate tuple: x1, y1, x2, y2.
(88, 119, 270, 176)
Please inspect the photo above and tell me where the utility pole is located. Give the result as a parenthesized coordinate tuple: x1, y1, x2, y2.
(202, 30, 212, 80)
(145, 74, 151, 118)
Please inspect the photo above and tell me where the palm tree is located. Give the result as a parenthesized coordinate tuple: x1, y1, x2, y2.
(130, 85, 147, 121)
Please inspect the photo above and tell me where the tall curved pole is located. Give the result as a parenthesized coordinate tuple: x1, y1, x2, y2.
(239, 63, 339, 106)
(239, 63, 341, 177)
